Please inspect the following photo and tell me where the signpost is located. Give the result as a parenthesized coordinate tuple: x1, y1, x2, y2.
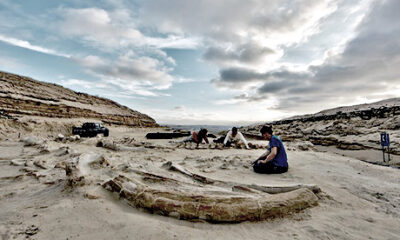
(380, 132, 390, 162)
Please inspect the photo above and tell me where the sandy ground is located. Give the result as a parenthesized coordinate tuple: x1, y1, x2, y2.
(315, 146, 400, 168)
(1, 127, 399, 240)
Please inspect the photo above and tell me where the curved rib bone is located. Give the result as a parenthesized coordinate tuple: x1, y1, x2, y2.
(162, 161, 321, 194)
(103, 175, 319, 223)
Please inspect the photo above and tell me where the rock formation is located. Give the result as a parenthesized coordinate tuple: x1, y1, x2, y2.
(242, 98, 400, 155)
(0, 71, 157, 127)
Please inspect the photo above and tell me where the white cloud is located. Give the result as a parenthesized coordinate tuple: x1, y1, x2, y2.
(73, 53, 175, 95)
(58, 7, 199, 50)
(61, 79, 108, 89)
(61, 77, 162, 98)
(59, 8, 142, 49)
(0, 34, 70, 58)
(203, 42, 281, 68)
(212, 0, 400, 113)
(214, 98, 246, 105)
(139, 0, 338, 71)
(55, 7, 199, 96)
(137, 0, 393, 118)
(76, 55, 106, 68)
(145, 35, 200, 49)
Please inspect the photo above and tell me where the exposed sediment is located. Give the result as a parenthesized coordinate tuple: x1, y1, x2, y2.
(0, 71, 157, 127)
(3, 134, 322, 223)
(242, 99, 400, 156)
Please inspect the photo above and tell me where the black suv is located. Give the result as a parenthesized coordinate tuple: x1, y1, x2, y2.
(72, 122, 109, 137)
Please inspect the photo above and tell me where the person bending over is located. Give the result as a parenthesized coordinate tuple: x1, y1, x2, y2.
(223, 127, 249, 149)
(181, 128, 209, 147)
(253, 126, 288, 174)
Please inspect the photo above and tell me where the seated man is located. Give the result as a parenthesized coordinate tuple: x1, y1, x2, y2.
(180, 128, 209, 147)
(223, 127, 249, 149)
(253, 126, 288, 174)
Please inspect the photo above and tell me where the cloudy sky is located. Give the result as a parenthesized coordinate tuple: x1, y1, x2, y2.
(0, 0, 399, 125)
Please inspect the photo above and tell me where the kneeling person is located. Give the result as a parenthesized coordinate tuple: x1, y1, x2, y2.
(253, 126, 288, 174)
(223, 127, 249, 149)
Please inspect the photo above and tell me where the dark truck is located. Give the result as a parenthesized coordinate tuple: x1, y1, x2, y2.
(72, 122, 109, 137)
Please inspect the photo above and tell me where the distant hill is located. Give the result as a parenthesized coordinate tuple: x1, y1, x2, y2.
(242, 98, 400, 157)
(280, 98, 400, 123)
(0, 71, 157, 127)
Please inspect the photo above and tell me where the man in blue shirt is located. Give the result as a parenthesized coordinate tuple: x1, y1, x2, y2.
(253, 125, 288, 174)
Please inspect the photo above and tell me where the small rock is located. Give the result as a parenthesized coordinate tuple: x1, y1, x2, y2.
(33, 160, 47, 169)
(365, 217, 375, 223)
(84, 193, 100, 200)
(68, 135, 81, 141)
(10, 159, 25, 166)
(54, 161, 67, 170)
(24, 225, 39, 236)
(219, 163, 229, 170)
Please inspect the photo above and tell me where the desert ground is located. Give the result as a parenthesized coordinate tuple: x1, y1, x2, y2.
(1, 125, 399, 240)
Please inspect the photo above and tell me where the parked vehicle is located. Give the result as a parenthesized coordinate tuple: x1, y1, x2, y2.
(72, 122, 109, 137)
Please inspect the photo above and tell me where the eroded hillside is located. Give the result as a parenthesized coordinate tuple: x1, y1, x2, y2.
(243, 99, 400, 156)
(0, 71, 157, 128)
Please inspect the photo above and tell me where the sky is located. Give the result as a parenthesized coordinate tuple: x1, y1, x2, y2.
(0, 0, 399, 125)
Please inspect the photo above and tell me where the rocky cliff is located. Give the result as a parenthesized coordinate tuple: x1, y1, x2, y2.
(242, 99, 400, 155)
(0, 71, 158, 127)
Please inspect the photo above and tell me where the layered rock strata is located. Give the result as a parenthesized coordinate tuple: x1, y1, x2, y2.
(242, 99, 400, 155)
(0, 71, 157, 127)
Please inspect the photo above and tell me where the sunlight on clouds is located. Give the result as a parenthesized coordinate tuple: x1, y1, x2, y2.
(145, 35, 200, 49)
(74, 53, 174, 91)
(0, 0, 398, 124)
(61, 77, 164, 98)
(58, 7, 199, 50)
(59, 7, 143, 49)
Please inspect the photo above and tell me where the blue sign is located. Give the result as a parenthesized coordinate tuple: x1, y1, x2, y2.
(380, 132, 390, 147)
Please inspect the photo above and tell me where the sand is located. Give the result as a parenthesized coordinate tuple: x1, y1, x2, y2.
(1, 126, 399, 240)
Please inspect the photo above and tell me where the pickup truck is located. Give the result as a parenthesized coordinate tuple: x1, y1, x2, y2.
(72, 122, 109, 137)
